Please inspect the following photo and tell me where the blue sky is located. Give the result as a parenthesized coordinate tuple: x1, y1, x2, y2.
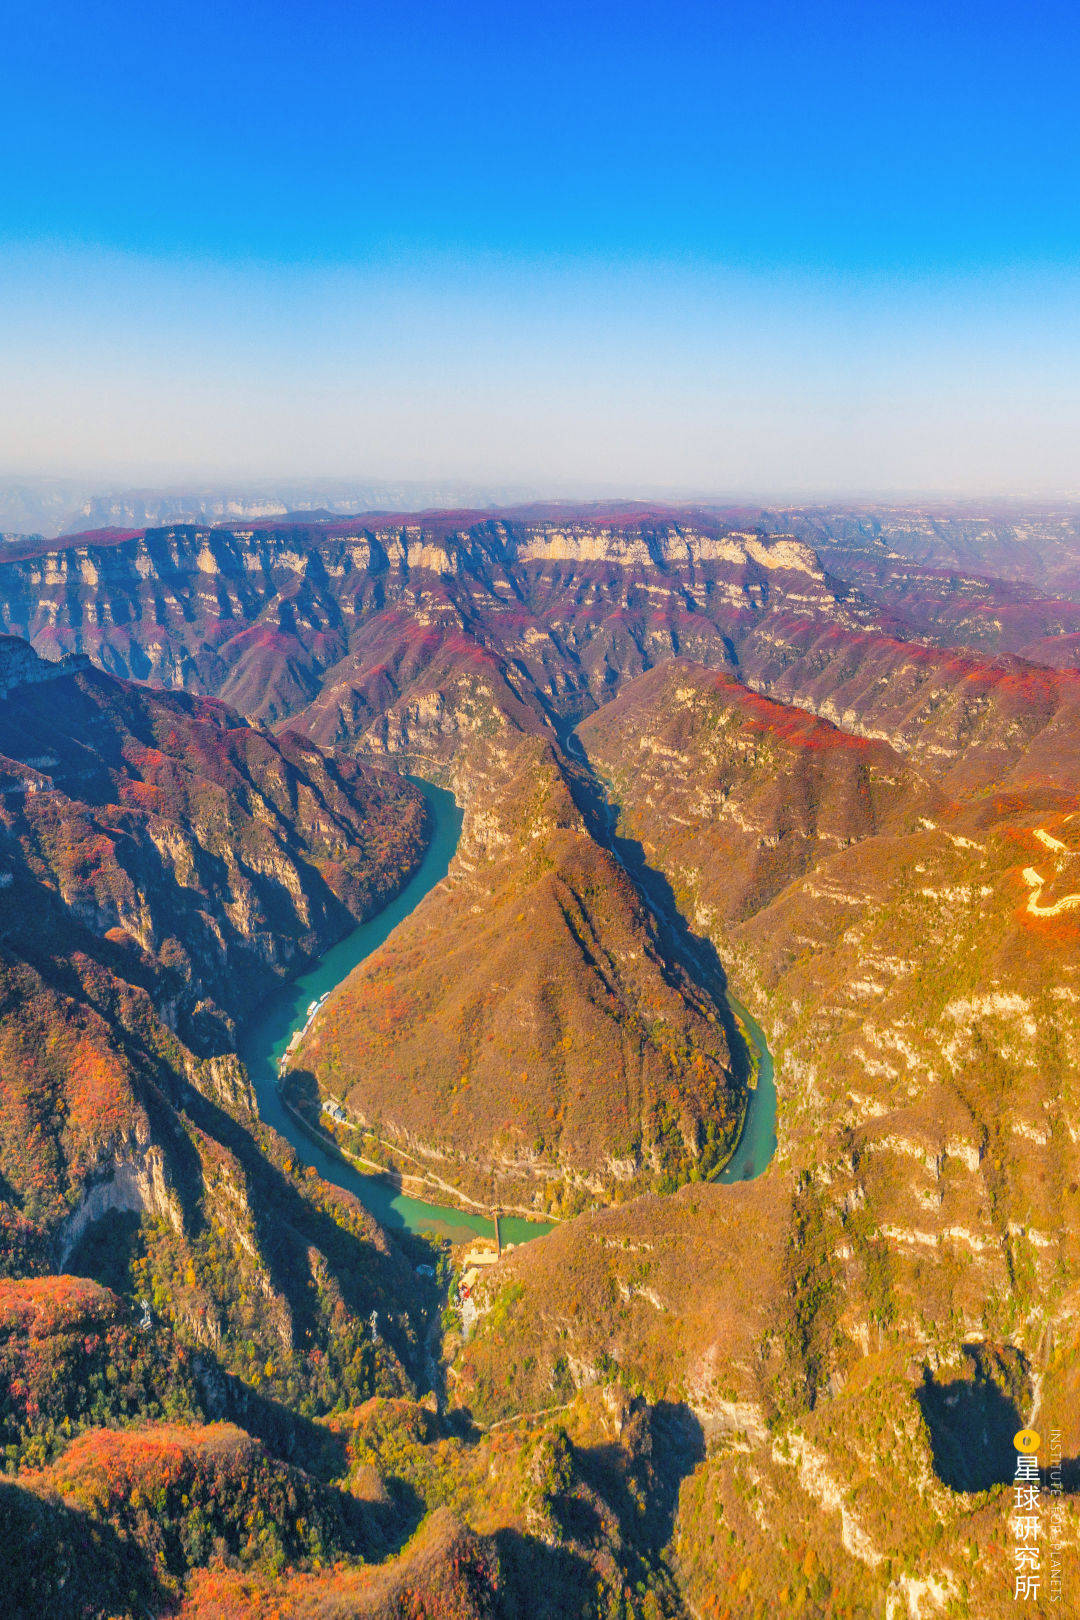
(2, 0, 1078, 494)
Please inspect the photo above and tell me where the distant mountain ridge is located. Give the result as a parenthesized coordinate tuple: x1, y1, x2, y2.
(7, 484, 1080, 598)
(0, 478, 543, 540)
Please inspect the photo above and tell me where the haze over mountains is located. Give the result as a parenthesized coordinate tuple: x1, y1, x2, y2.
(0, 501, 1078, 1616)
(9, 476, 1080, 587)
(0, 479, 544, 543)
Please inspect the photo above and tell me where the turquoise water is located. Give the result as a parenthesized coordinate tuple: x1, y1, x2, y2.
(562, 724, 778, 1187)
(240, 777, 553, 1246)
(716, 994, 778, 1183)
(241, 770, 776, 1248)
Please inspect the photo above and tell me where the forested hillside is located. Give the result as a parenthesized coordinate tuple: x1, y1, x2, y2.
(1, 511, 1078, 1616)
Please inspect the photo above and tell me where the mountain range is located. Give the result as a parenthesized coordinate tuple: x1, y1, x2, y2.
(0, 505, 1077, 1617)
(0, 479, 545, 542)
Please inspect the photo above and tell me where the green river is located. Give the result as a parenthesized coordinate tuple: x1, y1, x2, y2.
(716, 995, 778, 1184)
(241, 775, 776, 1248)
(241, 779, 552, 1246)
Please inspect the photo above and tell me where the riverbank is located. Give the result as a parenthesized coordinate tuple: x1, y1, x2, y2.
(562, 724, 778, 1184)
(240, 777, 555, 1248)
(279, 1081, 559, 1227)
(242, 761, 776, 1246)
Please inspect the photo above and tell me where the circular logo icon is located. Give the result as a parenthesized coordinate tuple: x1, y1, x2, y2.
(1014, 1429, 1041, 1455)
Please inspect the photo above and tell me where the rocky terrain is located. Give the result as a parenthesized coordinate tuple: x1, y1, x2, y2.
(292, 728, 743, 1215)
(0, 636, 441, 1505)
(1, 507, 1079, 1615)
(783, 502, 1080, 595)
(457, 654, 1080, 1614)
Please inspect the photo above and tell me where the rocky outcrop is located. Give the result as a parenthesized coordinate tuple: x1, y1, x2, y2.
(0, 634, 88, 698)
(0, 517, 855, 733)
(57, 1140, 184, 1267)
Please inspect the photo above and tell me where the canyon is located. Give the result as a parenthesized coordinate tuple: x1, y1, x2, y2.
(0, 506, 1077, 1617)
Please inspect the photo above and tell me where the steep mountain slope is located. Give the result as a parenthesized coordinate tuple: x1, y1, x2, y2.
(791, 546, 1080, 667)
(10, 514, 1079, 1219)
(0, 633, 426, 1221)
(0, 636, 427, 1059)
(572, 659, 1080, 1330)
(453, 655, 1080, 1617)
(0, 635, 434, 1443)
(5, 511, 1080, 792)
(733, 617, 1080, 796)
(579, 660, 936, 919)
(780, 500, 1080, 595)
(4, 510, 1080, 1615)
(0, 518, 856, 730)
(0, 527, 780, 1206)
(292, 731, 742, 1215)
(0, 621, 717, 1618)
(179, 1506, 504, 1619)
(3, 1419, 384, 1616)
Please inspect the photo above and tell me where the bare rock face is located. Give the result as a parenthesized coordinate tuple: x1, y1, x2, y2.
(0, 519, 856, 731)
(57, 1141, 184, 1268)
(0, 636, 90, 698)
(5, 511, 1079, 798)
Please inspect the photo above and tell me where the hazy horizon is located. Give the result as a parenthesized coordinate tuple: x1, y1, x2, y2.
(5, 2, 1080, 498)
(9, 467, 1080, 541)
